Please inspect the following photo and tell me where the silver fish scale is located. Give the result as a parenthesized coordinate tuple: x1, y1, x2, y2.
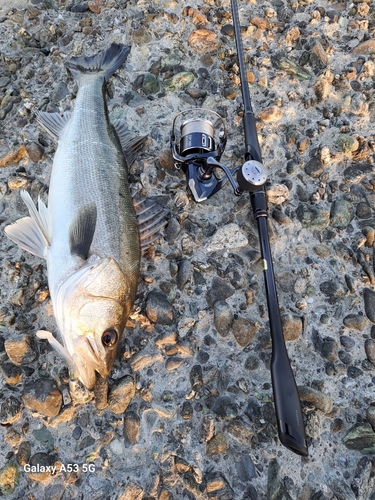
(47, 74, 140, 303)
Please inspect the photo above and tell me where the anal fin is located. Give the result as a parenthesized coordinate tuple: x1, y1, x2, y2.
(36, 111, 71, 142)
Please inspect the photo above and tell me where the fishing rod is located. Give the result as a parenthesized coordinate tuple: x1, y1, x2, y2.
(170, 1, 308, 456)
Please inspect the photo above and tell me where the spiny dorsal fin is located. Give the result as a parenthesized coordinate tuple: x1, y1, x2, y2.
(4, 190, 51, 259)
(69, 203, 97, 260)
(36, 111, 72, 142)
(132, 191, 169, 253)
(111, 119, 147, 166)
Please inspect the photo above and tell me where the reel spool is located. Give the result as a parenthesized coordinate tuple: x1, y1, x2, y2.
(179, 118, 216, 156)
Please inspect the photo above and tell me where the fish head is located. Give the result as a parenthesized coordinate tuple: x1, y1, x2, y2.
(56, 257, 133, 390)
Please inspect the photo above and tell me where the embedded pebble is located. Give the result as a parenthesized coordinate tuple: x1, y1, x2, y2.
(165, 356, 184, 371)
(236, 455, 256, 481)
(206, 223, 248, 253)
(305, 411, 322, 439)
(0, 396, 22, 425)
(305, 157, 324, 178)
(351, 40, 375, 55)
(258, 106, 282, 123)
(206, 472, 234, 499)
(206, 431, 227, 456)
(108, 376, 135, 414)
(0, 462, 19, 495)
(22, 379, 62, 417)
(124, 411, 141, 445)
(320, 336, 338, 361)
(244, 354, 259, 371)
(213, 300, 233, 337)
(281, 313, 302, 341)
(351, 456, 374, 499)
(336, 134, 359, 153)
(343, 424, 375, 454)
(232, 317, 259, 347)
(132, 26, 151, 44)
(188, 29, 221, 54)
(206, 277, 235, 307)
(298, 385, 333, 413)
(266, 184, 289, 205)
(367, 407, 375, 430)
(364, 339, 375, 366)
(71, 3, 89, 13)
(164, 218, 181, 243)
(330, 199, 354, 229)
(145, 289, 175, 325)
(164, 72, 195, 92)
(109, 439, 125, 456)
(4, 335, 37, 366)
(272, 56, 311, 80)
(52, 82, 70, 103)
(32, 426, 54, 452)
(340, 336, 355, 349)
(212, 396, 238, 419)
(176, 259, 191, 290)
(364, 288, 375, 323)
(326, 478, 356, 500)
(142, 73, 160, 95)
(343, 314, 367, 331)
(27, 453, 54, 482)
(26, 142, 44, 162)
(296, 203, 330, 229)
(0, 362, 22, 385)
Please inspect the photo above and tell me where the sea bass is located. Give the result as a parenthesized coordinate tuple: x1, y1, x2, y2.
(5, 44, 165, 390)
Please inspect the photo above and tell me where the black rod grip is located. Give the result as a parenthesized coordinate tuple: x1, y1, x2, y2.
(252, 193, 308, 456)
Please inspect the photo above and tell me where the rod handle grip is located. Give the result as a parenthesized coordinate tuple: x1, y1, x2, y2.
(271, 346, 308, 456)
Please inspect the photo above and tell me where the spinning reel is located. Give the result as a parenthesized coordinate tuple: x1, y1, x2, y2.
(171, 108, 269, 202)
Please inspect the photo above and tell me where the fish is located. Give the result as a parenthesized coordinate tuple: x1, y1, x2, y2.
(4, 43, 167, 390)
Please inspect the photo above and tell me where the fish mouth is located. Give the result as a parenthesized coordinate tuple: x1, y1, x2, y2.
(73, 336, 110, 390)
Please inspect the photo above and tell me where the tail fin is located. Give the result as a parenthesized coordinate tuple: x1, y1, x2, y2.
(64, 43, 131, 84)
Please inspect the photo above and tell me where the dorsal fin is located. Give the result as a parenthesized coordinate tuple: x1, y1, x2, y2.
(132, 191, 169, 252)
(69, 203, 97, 260)
(111, 119, 147, 166)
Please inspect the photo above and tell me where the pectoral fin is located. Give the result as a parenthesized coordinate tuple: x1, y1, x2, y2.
(69, 203, 97, 260)
(4, 190, 50, 258)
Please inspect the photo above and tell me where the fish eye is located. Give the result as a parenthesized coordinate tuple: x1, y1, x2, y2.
(101, 328, 118, 347)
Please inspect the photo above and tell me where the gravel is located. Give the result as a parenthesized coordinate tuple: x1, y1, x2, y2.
(1, 0, 375, 498)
